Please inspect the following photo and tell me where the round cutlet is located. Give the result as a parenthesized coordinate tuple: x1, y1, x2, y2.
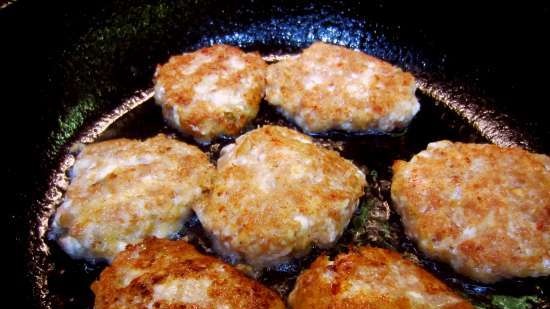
(391, 141, 550, 283)
(288, 247, 473, 309)
(51, 134, 215, 262)
(92, 238, 285, 309)
(265, 42, 420, 133)
(193, 125, 366, 268)
(154, 44, 267, 143)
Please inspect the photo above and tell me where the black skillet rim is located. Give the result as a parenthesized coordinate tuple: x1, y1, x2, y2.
(4, 1, 549, 308)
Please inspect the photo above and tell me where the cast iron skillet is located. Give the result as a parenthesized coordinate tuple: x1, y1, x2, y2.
(4, 1, 549, 308)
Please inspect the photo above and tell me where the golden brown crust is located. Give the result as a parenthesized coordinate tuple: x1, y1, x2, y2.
(194, 125, 366, 268)
(391, 141, 550, 283)
(288, 247, 473, 309)
(92, 238, 285, 309)
(154, 44, 267, 142)
(52, 134, 215, 261)
(265, 42, 419, 133)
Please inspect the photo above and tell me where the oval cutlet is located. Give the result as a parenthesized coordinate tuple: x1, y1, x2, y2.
(154, 44, 267, 143)
(50, 134, 215, 262)
(92, 238, 285, 309)
(193, 125, 366, 269)
(265, 42, 420, 133)
(289, 247, 473, 309)
(391, 141, 550, 283)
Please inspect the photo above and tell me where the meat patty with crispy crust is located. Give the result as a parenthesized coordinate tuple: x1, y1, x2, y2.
(51, 134, 215, 262)
(288, 246, 473, 309)
(265, 42, 420, 133)
(391, 141, 550, 283)
(154, 44, 267, 143)
(92, 238, 285, 309)
(193, 125, 366, 268)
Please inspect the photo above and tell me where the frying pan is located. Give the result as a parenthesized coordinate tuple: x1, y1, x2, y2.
(4, 1, 549, 308)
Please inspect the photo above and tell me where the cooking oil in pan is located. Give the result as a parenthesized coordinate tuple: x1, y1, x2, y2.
(34, 56, 548, 309)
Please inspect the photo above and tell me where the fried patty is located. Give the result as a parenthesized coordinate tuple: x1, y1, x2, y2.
(265, 42, 419, 133)
(51, 134, 215, 262)
(92, 238, 285, 309)
(194, 125, 366, 268)
(288, 246, 473, 309)
(154, 44, 267, 143)
(391, 141, 550, 283)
